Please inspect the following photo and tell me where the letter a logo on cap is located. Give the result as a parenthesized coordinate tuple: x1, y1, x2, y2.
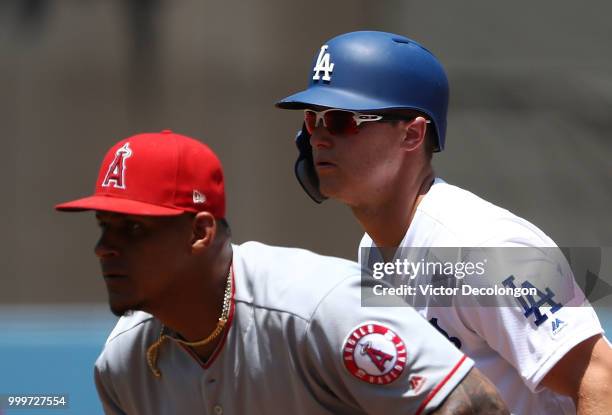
(102, 143, 132, 189)
(312, 45, 334, 82)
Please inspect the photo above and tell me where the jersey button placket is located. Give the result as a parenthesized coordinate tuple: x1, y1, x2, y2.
(201, 368, 221, 413)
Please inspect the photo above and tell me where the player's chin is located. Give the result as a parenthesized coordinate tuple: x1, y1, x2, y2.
(318, 178, 344, 199)
(107, 295, 140, 317)
(108, 302, 131, 317)
(319, 180, 357, 205)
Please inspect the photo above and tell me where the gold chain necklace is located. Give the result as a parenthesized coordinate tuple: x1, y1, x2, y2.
(146, 265, 233, 378)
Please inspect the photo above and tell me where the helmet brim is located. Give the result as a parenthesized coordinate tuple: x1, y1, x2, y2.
(276, 86, 401, 112)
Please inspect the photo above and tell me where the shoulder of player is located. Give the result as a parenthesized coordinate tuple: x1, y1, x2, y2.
(232, 241, 363, 321)
(96, 311, 161, 371)
(419, 180, 554, 246)
(97, 311, 160, 362)
(104, 311, 158, 344)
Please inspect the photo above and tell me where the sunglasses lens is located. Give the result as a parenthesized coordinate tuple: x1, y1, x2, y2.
(324, 110, 358, 135)
(304, 110, 361, 135)
(304, 110, 317, 134)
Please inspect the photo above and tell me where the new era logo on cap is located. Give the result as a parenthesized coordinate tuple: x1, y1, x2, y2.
(193, 190, 206, 204)
(56, 130, 226, 218)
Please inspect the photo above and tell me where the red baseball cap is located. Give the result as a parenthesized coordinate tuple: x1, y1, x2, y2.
(56, 130, 226, 218)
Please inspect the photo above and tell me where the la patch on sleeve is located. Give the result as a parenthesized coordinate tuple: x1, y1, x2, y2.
(342, 322, 407, 385)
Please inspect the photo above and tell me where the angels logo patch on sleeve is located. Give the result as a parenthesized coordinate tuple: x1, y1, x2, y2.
(342, 322, 407, 385)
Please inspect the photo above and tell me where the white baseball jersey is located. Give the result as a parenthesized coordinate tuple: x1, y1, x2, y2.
(94, 241, 473, 415)
(359, 178, 604, 415)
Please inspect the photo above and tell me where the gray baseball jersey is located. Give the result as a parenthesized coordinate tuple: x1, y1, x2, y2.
(94, 241, 473, 414)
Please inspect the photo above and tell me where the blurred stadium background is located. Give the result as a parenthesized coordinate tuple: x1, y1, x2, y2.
(1, 0, 610, 413)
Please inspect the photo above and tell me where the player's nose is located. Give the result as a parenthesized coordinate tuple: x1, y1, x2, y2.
(94, 235, 120, 259)
(310, 129, 333, 149)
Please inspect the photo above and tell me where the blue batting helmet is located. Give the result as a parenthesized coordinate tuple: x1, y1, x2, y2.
(276, 31, 449, 203)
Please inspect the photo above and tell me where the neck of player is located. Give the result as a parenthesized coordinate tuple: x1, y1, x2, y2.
(351, 163, 435, 249)
(157, 241, 233, 362)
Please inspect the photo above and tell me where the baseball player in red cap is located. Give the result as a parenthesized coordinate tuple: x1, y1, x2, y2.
(56, 130, 508, 414)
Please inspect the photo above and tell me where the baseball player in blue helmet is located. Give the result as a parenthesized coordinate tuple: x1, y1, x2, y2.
(277, 31, 612, 414)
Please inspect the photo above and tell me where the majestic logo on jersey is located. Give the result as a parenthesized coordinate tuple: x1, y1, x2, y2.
(502, 275, 563, 327)
(342, 323, 407, 385)
(102, 143, 132, 189)
(409, 375, 426, 393)
(312, 45, 334, 82)
(551, 318, 567, 336)
(429, 317, 462, 349)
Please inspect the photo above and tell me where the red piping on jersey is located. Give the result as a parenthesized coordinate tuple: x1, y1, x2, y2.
(180, 265, 236, 370)
(414, 355, 469, 415)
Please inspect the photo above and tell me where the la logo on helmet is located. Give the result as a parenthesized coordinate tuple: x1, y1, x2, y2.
(102, 143, 132, 189)
(312, 45, 334, 82)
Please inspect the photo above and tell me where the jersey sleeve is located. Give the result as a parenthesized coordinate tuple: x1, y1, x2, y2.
(94, 355, 127, 415)
(455, 245, 604, 392)
(301, 275, 474, 415)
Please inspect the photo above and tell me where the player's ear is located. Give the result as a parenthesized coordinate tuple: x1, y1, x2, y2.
(399, 116, 428, 152)
(191, 211, 217, 252)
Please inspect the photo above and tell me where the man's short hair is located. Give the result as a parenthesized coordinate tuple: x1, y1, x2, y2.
(217, 218, 231, 237)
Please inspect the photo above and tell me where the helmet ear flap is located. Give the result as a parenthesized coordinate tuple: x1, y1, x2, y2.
(294, 124, 327, 204)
